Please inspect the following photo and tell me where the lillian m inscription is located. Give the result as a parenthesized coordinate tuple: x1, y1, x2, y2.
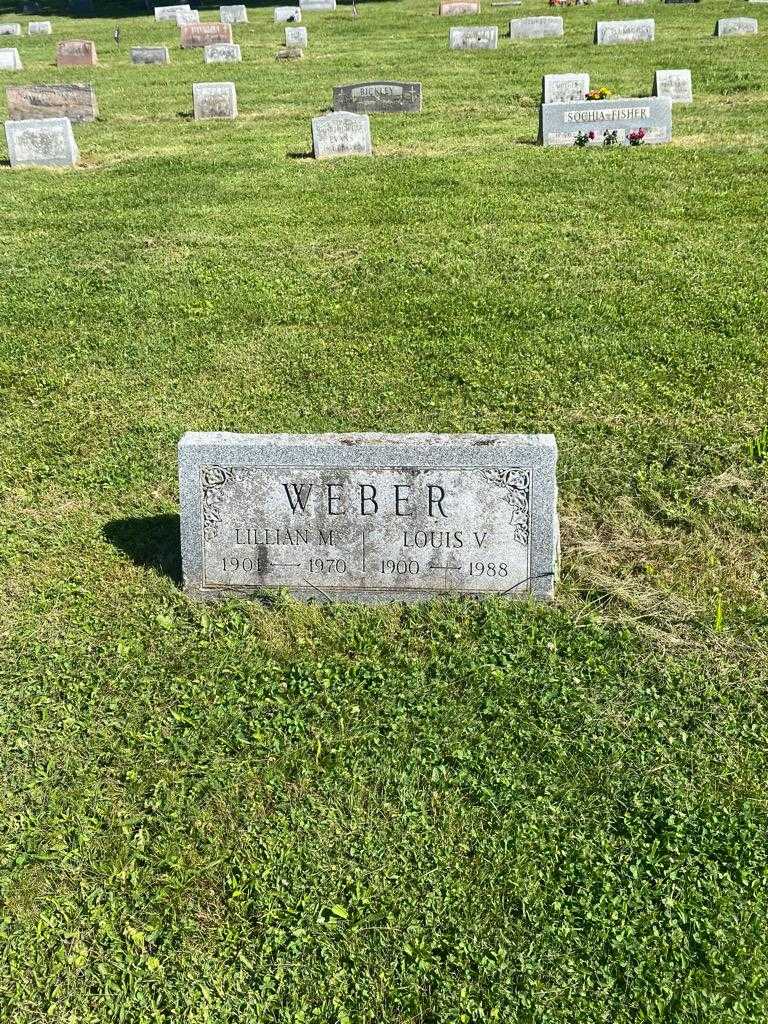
(178, 432, 559, 602)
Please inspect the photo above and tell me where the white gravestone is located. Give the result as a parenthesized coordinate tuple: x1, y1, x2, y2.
(300, 0, 336, 9)
(204, 42, 242, 62)
(275, 6, 301, 19)
(193, 81, 237, 119)
(28, 21, 53, 34)
(0, 23, 22, 35)
(715, 17, 757, 35)
(595, 18, 654, 43)
(5, 116, 78, 167)
(178, 432, 560, 603)
(509, 16, 563, 38)
(449, 25, 498, 47)
(220, 4, 248, 22)
(176, 10, 200, 23)
(131, 46, 170, 64)
(542, 72, 589, 104)
(0, 47, 22, 70)
(653, 69, 692, 103)
(285, 25, 307, 45)
(312, 111, 372, 158)
(154, 3, 191, 20)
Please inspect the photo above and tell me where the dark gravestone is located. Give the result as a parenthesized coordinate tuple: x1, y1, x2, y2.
(333, 81, 422, 114)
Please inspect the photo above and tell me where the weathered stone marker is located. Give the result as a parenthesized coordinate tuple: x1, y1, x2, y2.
(540, 95, 671, 145)
(154, 3, 191, 20)
(274, 5, 301, 19)
(56, 39, 97, 65)
(595, 18, 654, 43)
(439, 1, 481, 14)
(176, 10, 200, 23)
(618, 0, 645, 6)
(653, 68, 692, 103)
(193, 81, 237, 119)
(333, 81, 422, 114)
(0, 47, 22, 70)
(542, 72, 589, 103)
(509, 16, 563, 38)
(285, 25, 308, 45)
(180, 22, 233, 47)
(300, 0, 336, 10)
(220, 4, 248, 22)
(204, 42, 242, 62)
(5, 116, 78, 167)
(178, 433, 559, 603)
(6, 83, 98, 122)
(715, 17, 758, 35)
(0, 23, 21, 36)
(312, 111, 372, 157)
(276, 46, 303, 58)
(28, 21, 53, 34)
(131, 45, 170, 64)
(449, 25, 498, 47)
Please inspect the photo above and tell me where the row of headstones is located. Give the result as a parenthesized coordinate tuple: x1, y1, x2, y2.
(155, 1, 335, 23)
(0, 22, 52, 35)
(448, 16, 758, 46)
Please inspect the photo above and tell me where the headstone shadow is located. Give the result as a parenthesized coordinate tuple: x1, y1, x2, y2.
(103, 513, 182, 585)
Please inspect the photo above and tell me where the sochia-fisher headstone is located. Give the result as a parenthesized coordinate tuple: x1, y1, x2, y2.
(193, 81, 238, 119)
(439, 1, 481, 14)
(653, 68, 692, 103)
(0, 23, 22, 36)
(220, 4, 248, 22)
(509, 15, 563, 37)
(715, 17, 757, 35)
(56, 39, 97, 65)
(312, 111, 371, 157)
(0, 48, 22, 70)
(333, 81, 422, 114)
(181, 22, 233, 46)
(285, 25, 307, 44)
(28, 20, 53, 33)
(154, 3, 191, 20)
(539, 95, 671, 145)
(178, 432, 559, 602)
(542, 72, 589, 103)
(595, 18, 654, 43)
(275, 5, 301, 19)
(6, 83, 98, 122)
(204, 42, 242, 62)
(5, 116, 78, 167)
(449, 25, 498, 47)
(131, 45, 170, 64)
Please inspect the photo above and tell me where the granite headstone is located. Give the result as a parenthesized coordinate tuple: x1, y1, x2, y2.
(56, 39, 97, 65)
(5, 116, 78, 167)
(540, 95, 671, 145)
(131, 45, 170, 64)
(28, 20, 53, 33)
(220, 4, 248, 22)
(0, 23, 22, 36)
(333, 81, 422, 114)
(175, 10, 200, 23)
(204, 42, 242, 62)
(285, 25, 308, 44)
(0, 47, 22, 70)
(274, 5, 301, 19)
(154, 3, 191, 20)
(439, 1, 481, 14)
(312, 111, 372, 157)
(6, 83, 98, 122)
(509, 15, 563, 37)
(715, 17, 758, 35)
(449, 25, 498, 47)
(193, 81, 237, 118)
(542, 72, 589, 103)
(595, 18, 654, 43)
(180, 22, 233, 46)
(652, 68, 692, 103)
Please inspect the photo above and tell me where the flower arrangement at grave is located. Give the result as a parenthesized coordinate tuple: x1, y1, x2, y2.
(585, 86, 612, 100)
(574, 130, 595, 147)
(628, 128, 646, 146)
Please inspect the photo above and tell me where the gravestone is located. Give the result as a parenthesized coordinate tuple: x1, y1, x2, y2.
(176, 10, 200, 22)
(28, 21, 53, 34)
(204, 42, 242, 62)
(0, 23, 22, 35)
(276, 46, 304, 58)
(154, 3, 191, 19)
(274, 5, 301, 19)
(5, 116, 78, 167)
(131, 46, 170, 64)
(509, 15, 563, 37)
(220, 4, 248, 22)
(193, 81, 237, 119)
(178, 432, 559, 602)
(618, 0, 645, 6)
(449, 25, 498, 47)
(300, 0, 336, 10)
(542, 72, 589, 103)
(57, 40, 97, 66)
(539, 95, 671, 145)
(439, 1, 481, 14)
(0, 48, 22, 70)
(715, 17, 757, 35)
(333, 81, 422, 114)
(285, 25, 308, 44)
(653, 68, 692, 103)
(595, 18, 654, 43)
(664, 0, 698, 3)
(312, 111, 372, 158)
(6, 83, 98, 122)
(180, 22, 233, 47)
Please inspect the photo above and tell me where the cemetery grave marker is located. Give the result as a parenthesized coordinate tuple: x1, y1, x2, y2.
(300, 0, 336, 10)
(595, 18, 654, 43)
(0, 24, 22, 36)
(204, 43, 242, 62)
(6, 83, 98, 122)
(131, 46, 170, 64)
(449, 25, 498, 47)
(181, 22, 233, 47)
(333, 81, 422, 114)
(276, 46, 304, 57)
(176, 10, 201, 23)
(220, 4, 248, 22)
(715, 17, 757, 35)
(28, 21, 53, 33)
(178, 432, 559, 602)
(618, 0, 645, 6)
(275, 6, 302, 20)
(509, 16, 563, 38)
(0, 48, 22, 70)
(285, 25, 308, 45)
(312, 111, 372, 158)
(440, 2, 481, 14)
(193, 81, 238, 119)
(154, 3, 191, 20)
(539, 95, 671, 145)
(5, 116, 78, 167)
(57, 40, 97, 66)
(542, 72, 589, 103)
(653, 68, 692, 103)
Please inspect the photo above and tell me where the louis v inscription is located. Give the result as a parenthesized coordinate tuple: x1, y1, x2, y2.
(179, 433, 559, 602)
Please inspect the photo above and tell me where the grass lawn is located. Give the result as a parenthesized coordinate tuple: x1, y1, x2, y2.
(1, 0, 768, 1019)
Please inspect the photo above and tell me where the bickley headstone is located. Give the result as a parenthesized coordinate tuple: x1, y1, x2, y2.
(193, 81, 237, 119)
(542, 72, 589, 103)
(5, 116, 78, 167)
(0, 48, 22, 70)
(715, 17, 757, 35)
(131, 46, 170, 64)
(333, 81, 422, 114)
(154, 3, 191, 20)
(6, 83, 98, 122)
(312, 111, 372, 158)
(57, 39, 97, 66)
(595, 18, 654, 43)
(509, 16, 563, 37)
(449, 25, 498, 47)
(439, 1, 481, 14)
(178, 432, 559, 602)
(274, 5, 301, 19)
(539, 95, 671, 145)
(220, 4, 248, 22)
(28, 21, 53, 33)
(285, 25, 307, 44)
(204, 42, 242, 62)
(180, 22, 233, 46)
(653, 68, 692, 103)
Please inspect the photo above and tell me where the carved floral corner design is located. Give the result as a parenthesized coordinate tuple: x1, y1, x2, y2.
(481, 468, 530, 546)
(201, 466, 239, 541)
